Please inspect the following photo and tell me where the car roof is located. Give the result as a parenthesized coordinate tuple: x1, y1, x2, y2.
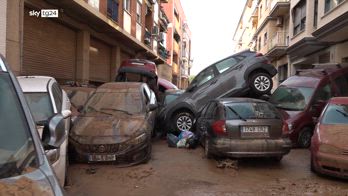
(17, 76, 55, 92)
(282, 66, 348, 88)
(217, 97, 267, 104)
(96, 82, 145, 93)
(329, 97, 348, 104)
(159, 78, 178, 90)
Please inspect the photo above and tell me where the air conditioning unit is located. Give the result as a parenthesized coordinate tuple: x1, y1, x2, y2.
(276, 17, 283, 27)
(152, 26, 159, 35)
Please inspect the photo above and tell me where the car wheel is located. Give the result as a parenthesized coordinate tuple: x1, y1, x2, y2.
(204, 138, 213, 159)
(173, 111, 194, 133)
(249, 72, 273, 95)
(298, 127, 312, 148)
(143, 144, 152, 164)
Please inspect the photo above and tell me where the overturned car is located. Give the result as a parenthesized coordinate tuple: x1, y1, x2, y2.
(69, 82, 157, 165)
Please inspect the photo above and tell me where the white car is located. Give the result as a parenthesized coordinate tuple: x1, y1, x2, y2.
(17, 76, 71, 187)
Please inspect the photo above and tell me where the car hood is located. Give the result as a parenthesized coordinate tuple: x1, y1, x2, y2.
(319, 124, 348, 148)
(71, 114, 147, 144)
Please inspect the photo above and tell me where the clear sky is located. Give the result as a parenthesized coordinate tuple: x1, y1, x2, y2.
(180, 0, 247, 76)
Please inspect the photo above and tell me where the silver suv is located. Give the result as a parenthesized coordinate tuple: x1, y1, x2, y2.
(0, 55, 64, 195)
(161, 50, 277, 133)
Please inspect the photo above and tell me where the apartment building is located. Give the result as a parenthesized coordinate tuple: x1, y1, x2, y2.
(234, 0, 348, 88)
(288, 0, 348, 75)
(5, 0, 171, 84)
(162, 0, 192, 89)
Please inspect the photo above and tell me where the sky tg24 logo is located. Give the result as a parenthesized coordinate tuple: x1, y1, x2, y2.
(29, 9, 59, 18)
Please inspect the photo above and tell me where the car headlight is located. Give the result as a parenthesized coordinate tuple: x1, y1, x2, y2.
(128, 133, 147, 146)
(319, 144, 342, 155)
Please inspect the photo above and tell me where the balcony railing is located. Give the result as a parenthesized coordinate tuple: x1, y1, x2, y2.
(268, 31, 289, 50)
(270, 0, 290, 9)
(158, 43, 169, 59)
(144, 29, 152, 48)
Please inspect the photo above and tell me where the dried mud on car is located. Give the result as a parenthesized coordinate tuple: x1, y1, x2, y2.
(0, 177, 51, 196)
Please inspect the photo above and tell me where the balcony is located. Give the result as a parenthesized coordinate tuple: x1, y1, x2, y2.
(159, 9, 169, 30)
(158, 43, 169, 59)
(172, 62, 179, 75)
(265, 31, 289, 58)
(269, 0, 290, 17)
(144, 29, 152, 48)
(173, 40, 180, 54)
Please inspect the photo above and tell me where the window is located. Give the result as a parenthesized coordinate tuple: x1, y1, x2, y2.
(313, 84, 332, 103)
(264, 32, 268, 46)
(325, 0, 344, 13)
(107, 0, 119, 22)
(214, 57, 239, 73)
(335, 76, 348, 96)
(293, 0, 306, 36)
(24, 93, 54, 123)
(52, 83, 62, 112)
(265, 0, 268, 8)
(258, 37, 261, 51)
(322, 103, 348, 124)
(259, 5, 263, 18)
(225, 102, 280, 120)
(278, 64, 288, 83)
(124, 0, 131, 12)
(136, 1, 142, 24)
(190, 67, 216, 88)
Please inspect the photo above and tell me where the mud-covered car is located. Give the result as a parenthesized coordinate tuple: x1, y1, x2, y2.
(69, 82, 157, 165)
(196, 98, 291, 160)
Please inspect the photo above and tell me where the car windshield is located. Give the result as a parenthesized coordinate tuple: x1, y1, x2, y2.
(269, 86, 315, 111)
(164, 94, 181, 105)
(322, 103, 348, 125)
(24, 93, 53, 124)
(225, 102, 281, 120)
(0, 73, 37, 178)
(84, 91, 144, 115)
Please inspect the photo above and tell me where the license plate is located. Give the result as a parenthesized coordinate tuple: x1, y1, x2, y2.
(88, 154, 116, 162)
(241, 126, 269, 138)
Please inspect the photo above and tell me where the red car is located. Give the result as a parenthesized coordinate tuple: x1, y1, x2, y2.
(269, 64, 348, 148)
(310, 97, 348, 179)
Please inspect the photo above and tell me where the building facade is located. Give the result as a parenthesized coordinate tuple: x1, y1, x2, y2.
(4, 0, 176, 85)
(162, 0, 192, 89)
(234, 0, 348, 88)
(0, 0, 6, 56)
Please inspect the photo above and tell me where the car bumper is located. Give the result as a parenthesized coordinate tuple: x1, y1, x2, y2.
(209, 137, 292, 158)
(312, 151, 348, 179)
(69, 139, 151, 166)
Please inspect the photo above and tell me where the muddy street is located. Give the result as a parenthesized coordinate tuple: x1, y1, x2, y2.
(66, 139, 348, 196)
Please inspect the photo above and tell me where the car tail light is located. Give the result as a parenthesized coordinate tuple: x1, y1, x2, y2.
(212, 120, 227, 135)
(282, 123, 290, 137)
(256, 53, 263, 57)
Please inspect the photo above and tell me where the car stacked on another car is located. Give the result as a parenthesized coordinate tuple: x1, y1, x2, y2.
(269, 64, 348, 148)
(196, 98, 291, 160)
(161, 49, 277, 134)
(69, 82, 157, 165)
(0, 54, 64, 195)
(17, 76, 72, 187)
(311, 97, 348, 179)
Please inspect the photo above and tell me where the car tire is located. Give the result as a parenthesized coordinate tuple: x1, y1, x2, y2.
(249, 72, 273, 95)
(298, 127, 312, 148)
(143, 144, 152, 164)
(204, 138, 213, 159)
(172, 111, 194, 133)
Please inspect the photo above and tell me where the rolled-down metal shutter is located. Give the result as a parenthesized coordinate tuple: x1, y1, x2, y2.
(89, 38, 111, 82)
(23, 8, 76, 81)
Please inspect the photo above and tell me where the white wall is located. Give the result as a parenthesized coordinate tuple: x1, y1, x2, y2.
(0, 0, 6, 56)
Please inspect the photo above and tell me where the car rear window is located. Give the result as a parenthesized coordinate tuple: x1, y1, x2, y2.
(322, 103, 348, 125)
(225, 102, 281, 120)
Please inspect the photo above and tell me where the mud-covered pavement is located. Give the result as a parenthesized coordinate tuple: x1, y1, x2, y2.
(66, 139, 348, 196)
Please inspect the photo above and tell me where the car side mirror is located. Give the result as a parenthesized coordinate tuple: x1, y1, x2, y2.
(147, 103, 158, 111)
(62, 109, 72, 119)
(42, 114, 66, 149)
(186, 84, 197, 92)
